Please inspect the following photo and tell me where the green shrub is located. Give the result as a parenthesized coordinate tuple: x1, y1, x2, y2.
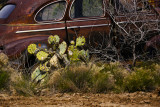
(124, 68, 155, 92)
(99, 62, 129, 93)
(153, 64, 160, 86)
(0, 53, 10, 90)
(13, 74, 40, 96)
(135, 61, 157, 71)
(0, 70, 10, 90)
(48, 63, 116, 93)
(50, 64, 92, 92)
(92, 71, 114, 93)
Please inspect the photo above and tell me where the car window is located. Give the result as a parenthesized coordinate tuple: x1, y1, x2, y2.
(0, 4, 15, 19)
(70, 0, 103, 18)
(35, 1, 66, 21)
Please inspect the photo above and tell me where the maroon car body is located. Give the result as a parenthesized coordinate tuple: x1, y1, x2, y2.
(0, 0, 159, 58)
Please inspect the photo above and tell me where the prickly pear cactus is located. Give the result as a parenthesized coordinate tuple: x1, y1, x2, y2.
(27, 44, 38, 54)
(28, 35, 89, 84)
(68, 36, 89, 62)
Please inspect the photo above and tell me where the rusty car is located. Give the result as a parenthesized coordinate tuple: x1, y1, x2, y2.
(0, 0, 160, 62)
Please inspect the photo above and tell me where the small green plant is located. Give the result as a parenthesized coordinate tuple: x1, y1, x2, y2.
(92, 71, 114, 93)
(13, 74, 40, 96)
(50, 64, 92, 92)
(96, 62, 129, 93)
(153, 64, 160, 87)
(123, 68, 155, 92)
(0, 70, 10, 90)
(0, 53, 11, 90)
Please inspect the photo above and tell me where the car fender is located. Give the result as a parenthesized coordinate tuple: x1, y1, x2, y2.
(2, 35, 49, 58)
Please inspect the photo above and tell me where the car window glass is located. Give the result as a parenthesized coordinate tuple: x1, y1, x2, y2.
(0, 4, 15, 19)
(35, 1, 66, 21)
(70, 0, 103, 18)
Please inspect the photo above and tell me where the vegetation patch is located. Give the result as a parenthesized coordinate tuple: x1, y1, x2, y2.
(0, 70, 10, 90)
(0, 53, 11, 90)
(123, 68, 155, 92)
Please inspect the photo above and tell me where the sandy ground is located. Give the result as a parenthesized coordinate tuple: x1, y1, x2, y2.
(0, 91, 160, 107)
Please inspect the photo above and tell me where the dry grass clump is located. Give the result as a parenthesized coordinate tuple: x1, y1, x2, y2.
(11, 70, 49, 96)
(123, 68, 155, 92)
(0, 53, 40, 96)
(0, 53, 13, 91)
(48, 61, 160, 93)
(11, 72, 36, 96)
(0, 70, 10, 90)
(48, 63, 116, 93)
(48, 64, 93, 93)
(123, 62, 160, 92)
(152, 64, 160, 87)
(99, 62, 129, 93)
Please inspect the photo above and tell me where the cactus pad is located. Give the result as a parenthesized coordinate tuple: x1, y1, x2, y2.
(48, 35, 60, 44)
(76, 36, 85, 47)
(48, 35, 54, 44)
(50, 54, 60, 68)
(79, 50, 89, 62)
(59, 41, 67, 55)
(54, 35, 60, 44)
(36, 51, 49, 61)
(39, 61, 50, 72)
(31, 67, 47, 82)
(27, 44, 37, 54)
(70, 40, 75, 45)
(68, 46, 80, 61)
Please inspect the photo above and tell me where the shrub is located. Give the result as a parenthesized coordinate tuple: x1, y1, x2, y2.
(123, 68, 155, 92)
(92, 71, 114, 93)
(48, 63, 116, 93)
(11, 71, 47, 96)
(153, 64, 160, 87)
(0, 70, 10, 90)
(49, 64, 92, 92)
(0, 53, 10, 90)
(12, 74, 36, 96)
(99, 62, 129, 93)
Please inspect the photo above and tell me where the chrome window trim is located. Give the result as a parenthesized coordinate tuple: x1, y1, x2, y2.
(34, 0, 68, 23)
(16, 23, 111, 34)
(69, 0, 106, 20)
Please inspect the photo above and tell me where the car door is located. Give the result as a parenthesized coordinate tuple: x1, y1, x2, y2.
(66, 0, 111, 50)
(2, 0, 68, 57)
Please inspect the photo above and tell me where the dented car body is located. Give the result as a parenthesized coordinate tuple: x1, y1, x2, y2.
(0, 0, 159, 58)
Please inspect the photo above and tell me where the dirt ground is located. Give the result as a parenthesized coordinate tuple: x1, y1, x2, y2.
(0, 91, 160, 107)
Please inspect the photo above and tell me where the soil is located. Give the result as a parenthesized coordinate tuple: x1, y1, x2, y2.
(0, 91, 160, 107)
